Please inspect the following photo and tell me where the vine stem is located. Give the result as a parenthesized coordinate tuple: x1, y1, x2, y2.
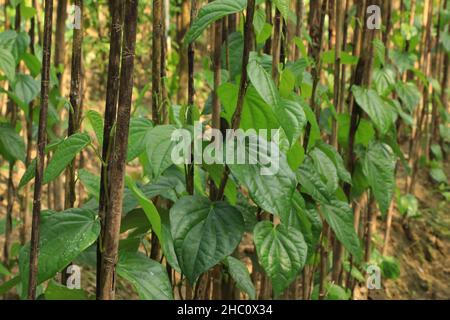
(98, 0, 139, 300)
(215, 0, 255, 201)
(28, 0, 53, 300)
(96, 0, 124, 297)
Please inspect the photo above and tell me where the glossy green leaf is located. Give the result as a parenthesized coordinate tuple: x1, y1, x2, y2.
(273, 0, 290, 20)
(145, 125, 178, 179)
(18, 158, 36, 189)
(185, 0, 247, 44)
(321, 200, 362, 261)
(242, 86, 280, 131)
(280, 197, 316, 259)
(277, 98, 307, 146)
(19, 209, 100, 296)
(373, 66, 396, 95)
(310, 148, 339, 195)
(228, 133, 297, 215)
(0, 30, 30, 63)
(170, 196, 244, 284)
(125, 176, 162, 241)
(0, 48, 15, 80)
(0, 276, 20, 295)
(380, 256, 401, 280)
(225, 256, 256, 300)
(297, 158, 332, 204)
(0, 261, 11, 277)
(254, 221, 307, 296)
(21, 52, 41, 77)
(20, 4, 37, 20)
(85, 110, 104, 147)
(0, 123, 26, 162)
(395, 81, 421, 112)
(117, 251, 173, 300)
(78, 169, 100, 200)
(160, 210, 181, 273)
(43, 133, 91, 184)
(363, 141, 396, 214)
(315, 141, 352, 184)
(323, 283, 351, 300)
(12, 73, 40, 104)
(248, 52, 280, 109)
(352, 86, 393, 135)
(45, 280, 89, 300)
(127, 117, 153, 162)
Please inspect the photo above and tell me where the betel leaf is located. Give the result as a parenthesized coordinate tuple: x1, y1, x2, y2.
(0, 276, 20, 295)
(125, 176, 162, 241)
(373, 66, 396, 95)
(315, 141, 352, 184)
(20, 4, 37, 21)
(337, 113, 375, 147)
(160, 210, 181, 273)
(185, 0, 247, 44)
(0, 30, 30, 63)
(310, 148, 339, 195)
(352, 86, 393, 135)
(221, 32, 244, 80)
(9, 0, 23, 7)
(247, 53, 306, 145)
(323, 283, 351, 300)
(170, 196, 244, 284)
(19, 209, 100, 297)
(373, 38, 386, 66)
(441, 27, 450, 52)
(297, 158, 332, 204)
(395, 81, 421, 112)
(121, 208, 151, 234)
(19, 158, 36, 189)
(321, 50, 359, 65)
(277, 98, 307, 146)
(218, 83, 279, 131)
(12, 73, 40, 104)
(256, 23, 273, 45)
(363, 141, 396, 214)
(253, 221, 307, 296)
(218, 82, 238, 123)
(122, 175, 186, 215)
(0, 48, 15, 80)
(279, 68, 295, 97)
(242, 87, 280, 131)
(225, 256, 256, 300)
(145, 125, 178, 179)
(45, 280, 89, 300)
(0, 261, 11, 277)
(85, 110, 104, 147)
(228, 133, 297, 215)
(117, 251, 173, 300)
(0, 123, 26, 162)
(78, 169, 100, 200)
(21, 52, 41, 77)
(297, 99, 320, 149)
(380, 256, 401, 280)
(43, 132, 91, 184)
(280, 198, 315, 259)
(287, 141, 305, 171)
(252, 8, 266, 35)
(273, 0, 290, 20)
(321, 200, 362, 262)
(127, 117, 153, 162)
(248, 52, 279, 109)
